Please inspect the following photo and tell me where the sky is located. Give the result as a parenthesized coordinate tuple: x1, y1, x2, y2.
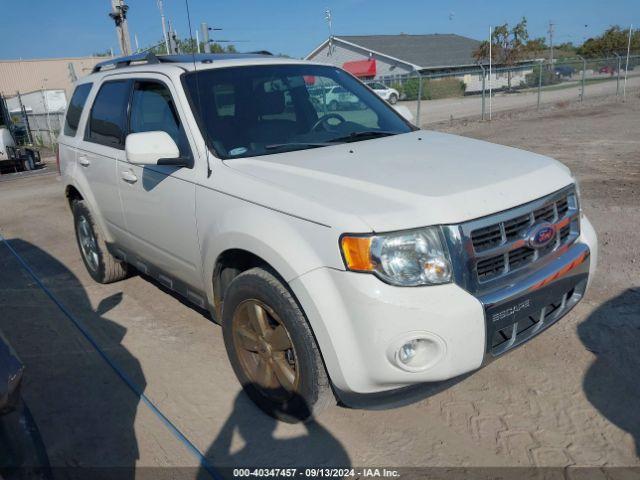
(0, 0, 638, 60)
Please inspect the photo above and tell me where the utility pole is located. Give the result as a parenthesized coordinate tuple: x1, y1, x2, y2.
(548, 21, 555, 73)
(167, 20, 179, 54)
(109, 0, 132, 56)
(201, 23, 211, 53)
(157, 0, 170, 55)
(200, 23, 222, 54)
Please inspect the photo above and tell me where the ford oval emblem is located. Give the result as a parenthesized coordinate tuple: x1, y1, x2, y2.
(526, 222, 557, 249)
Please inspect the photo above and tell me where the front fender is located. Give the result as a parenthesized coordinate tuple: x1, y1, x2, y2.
(196, 187, 345, 307)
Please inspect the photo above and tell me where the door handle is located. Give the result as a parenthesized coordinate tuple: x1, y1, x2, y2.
(120, 171, 138, 184)
(78, 156, 90, 167)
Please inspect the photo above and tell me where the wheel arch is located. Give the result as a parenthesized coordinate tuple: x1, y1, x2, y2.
(64, 180, 116, 244)
(65, 184, 84, 208)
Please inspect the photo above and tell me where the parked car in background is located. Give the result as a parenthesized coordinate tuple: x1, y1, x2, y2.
(366, 82, 399, 104)
(324, 85, 362, 110)
(554, 65, 576, 78)
(60, 52, 597, 423)
(598, 65, 617, 75)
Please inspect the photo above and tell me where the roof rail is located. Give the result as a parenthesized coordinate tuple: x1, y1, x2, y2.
(91, 51, 276, 74)
(92, 52, 160, 73)
(247, 50, 273, 56)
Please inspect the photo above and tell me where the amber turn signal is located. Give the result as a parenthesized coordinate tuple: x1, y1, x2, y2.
(340, 236, 374, 271)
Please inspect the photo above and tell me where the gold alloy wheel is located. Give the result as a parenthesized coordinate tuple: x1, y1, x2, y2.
(231, 299, 299, 398)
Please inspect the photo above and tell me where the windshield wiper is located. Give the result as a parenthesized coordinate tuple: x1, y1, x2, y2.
(264, 141, 341, 151)
(329, 130, 399, 143)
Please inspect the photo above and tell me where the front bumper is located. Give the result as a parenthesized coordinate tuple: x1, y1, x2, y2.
(290, 215, 597, 395)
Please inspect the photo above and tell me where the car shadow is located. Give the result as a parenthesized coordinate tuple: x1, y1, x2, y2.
(0, 238, 146, 479)
(577, 288, 640, 458)
(199, 388, 350, 479)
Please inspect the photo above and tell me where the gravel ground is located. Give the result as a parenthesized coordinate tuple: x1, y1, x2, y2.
(0, 92, 638, 477)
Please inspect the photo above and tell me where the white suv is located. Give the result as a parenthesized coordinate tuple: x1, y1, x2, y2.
(366, 81, 399, 104)
(59, 53, 597, 422)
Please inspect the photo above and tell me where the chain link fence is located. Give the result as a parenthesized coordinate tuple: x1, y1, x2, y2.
(3, 53, 640, 143)
(377, 53, 640, 126)
(23, 112, 64, 148)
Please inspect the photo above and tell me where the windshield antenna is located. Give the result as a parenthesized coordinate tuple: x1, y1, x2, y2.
(184, 0, 212, 178)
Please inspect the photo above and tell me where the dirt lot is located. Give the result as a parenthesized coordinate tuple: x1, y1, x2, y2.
(0, 93, 639, 477)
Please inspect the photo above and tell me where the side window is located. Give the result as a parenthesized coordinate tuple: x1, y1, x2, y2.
(87, 80, 130, 148)
(129, 81, 191, 159)
(64, 83, 92, 137)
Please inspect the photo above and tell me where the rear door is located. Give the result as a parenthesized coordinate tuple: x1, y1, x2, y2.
(116, 75, 202, 292)
(58, 83, 92, 179)
(78, 79, 131, 238)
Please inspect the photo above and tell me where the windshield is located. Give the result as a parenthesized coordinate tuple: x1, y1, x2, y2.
(183, 64, 413, 159)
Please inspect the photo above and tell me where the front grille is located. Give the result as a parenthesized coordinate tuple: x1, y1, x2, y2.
(467, 187, 579, 284)
(490, 285, 581, 356)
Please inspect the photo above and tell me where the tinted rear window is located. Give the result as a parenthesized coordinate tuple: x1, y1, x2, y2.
(64, 83, 92, 137)
(86, 80, 130, 148)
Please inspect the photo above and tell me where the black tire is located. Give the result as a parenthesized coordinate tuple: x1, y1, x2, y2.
(329, 100, 339, 111)
(221, 267, 334, 423)
(388, 93, 398, 105)
(72, 200, 129, 284)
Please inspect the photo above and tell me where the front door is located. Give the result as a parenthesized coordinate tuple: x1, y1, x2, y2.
(116, 77, 202, 292)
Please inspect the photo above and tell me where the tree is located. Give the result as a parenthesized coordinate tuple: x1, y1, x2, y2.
(93, 49, 113, 57)
(577, 26, 640, 57)
(473, 17, 529, 89)
(145, 38, 237, 55)
(523, 37, 547, 55)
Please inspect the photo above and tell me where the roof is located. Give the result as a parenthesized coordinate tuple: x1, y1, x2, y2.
(325, 34, 482, 69)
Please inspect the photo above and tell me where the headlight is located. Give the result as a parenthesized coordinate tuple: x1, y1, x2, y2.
(572, 177, 582, 214)
(340, 227, 452, 286)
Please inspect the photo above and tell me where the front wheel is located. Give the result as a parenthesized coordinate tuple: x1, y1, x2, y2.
(221, 268, 334, 423)
(388, 93, 398, 105)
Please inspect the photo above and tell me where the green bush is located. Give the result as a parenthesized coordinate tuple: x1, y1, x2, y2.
(525, 64, 561, 87)
(399, 77, 466, 100)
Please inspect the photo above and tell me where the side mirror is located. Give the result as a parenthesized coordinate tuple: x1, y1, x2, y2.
(125, 131, 188, 166)
(393, 105, 414, 124)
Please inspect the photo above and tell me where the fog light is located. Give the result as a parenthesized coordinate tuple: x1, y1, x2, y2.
(399, 340, 418, 364)
(388, 334, 445, 372)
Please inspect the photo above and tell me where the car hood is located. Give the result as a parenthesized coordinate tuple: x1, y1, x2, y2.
(224, 130, 574, 232)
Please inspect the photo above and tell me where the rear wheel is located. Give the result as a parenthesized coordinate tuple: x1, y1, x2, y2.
(72, 200, 129, 283)
(388, 93, 398, 104)
(222, 267, 334, 423)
